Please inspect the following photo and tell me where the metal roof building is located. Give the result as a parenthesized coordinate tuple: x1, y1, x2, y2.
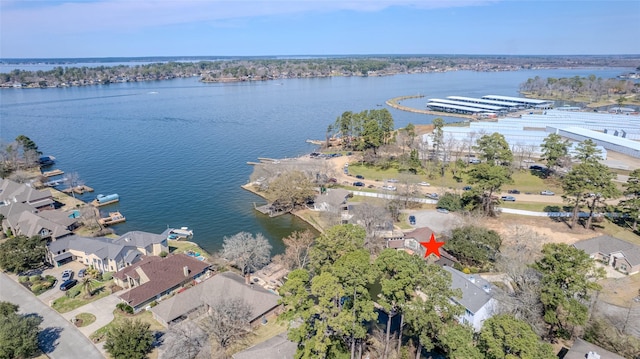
(550, 127, 640, 159)
(426, 102, 490, 115)
(482, 95, 553, 107)
(447, 96, 520, 109)
(428, 98, 505, 112)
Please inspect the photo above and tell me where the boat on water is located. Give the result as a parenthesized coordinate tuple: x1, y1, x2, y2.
(98, 211, 126, 226)
(167, 227, 194, 241)
(92, 193, 119, 207)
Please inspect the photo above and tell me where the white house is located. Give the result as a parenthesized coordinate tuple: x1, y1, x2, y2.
(443, 266, 498, 331)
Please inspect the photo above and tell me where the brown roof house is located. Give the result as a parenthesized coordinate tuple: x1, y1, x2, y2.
(573, 235, 640, 275)
(150, 271, 281, 328)
(390, 227, 460, 267)
(116, 253, 211, 312)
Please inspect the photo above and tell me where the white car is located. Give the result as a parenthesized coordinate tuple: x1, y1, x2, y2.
(382, 185, 397, 191)
(418, 182, 430, 186)
(61, 269, 73, 281)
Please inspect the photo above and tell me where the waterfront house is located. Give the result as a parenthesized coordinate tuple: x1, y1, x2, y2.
(116, 253, 211, 313)
(443, 266, 498, 331)
(150, 271, 281, 328)
(46, 230, 168, 272)
(48, 235, 143, 272)
(573, 235, 640, 275)
(388, 227, 460, 267)
(0, 179, 55, 211)
(1, 202, 76, 241)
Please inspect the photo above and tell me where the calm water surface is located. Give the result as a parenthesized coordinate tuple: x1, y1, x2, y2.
(0, 68, 630, 254)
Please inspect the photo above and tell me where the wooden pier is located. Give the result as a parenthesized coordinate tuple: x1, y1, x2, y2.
(98, 211, 126, 226)
(62, 185, 94, 195)
(253, 203, 289, 217)
(42, 169, 64, 177)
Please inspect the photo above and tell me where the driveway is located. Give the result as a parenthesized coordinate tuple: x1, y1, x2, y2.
(409, 209, 463, 234)
(62, 293, 122, 336)
(0, 272, 104, 359)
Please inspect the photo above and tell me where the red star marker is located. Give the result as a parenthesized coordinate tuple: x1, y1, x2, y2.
(420, 233, 445, 258)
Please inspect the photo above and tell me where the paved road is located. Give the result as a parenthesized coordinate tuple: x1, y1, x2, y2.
(0, 273, 104, 359)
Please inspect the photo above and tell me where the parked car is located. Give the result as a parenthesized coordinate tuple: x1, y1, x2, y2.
(507, 189, 521, 194)
(387, 179, 399, 183)
(540, 190, 555, 196)
(409, 215, 416, 225)
(353, 181, 365, 187)
(436, 208, 449, 214)
(328, 178, 337, 183)
(427, 193, 439, 199)
(529, 165, 544, 171)
(77, 268, 86, 278)
(463, 186, 472, 191)
(382, 185, 397, 191)
(523, 159, 535, 163)
(59, 279, 78, 291)
(61, 269, 73, 282)
(418, 181, 430, 186)
(355, 175, 365, 179)
(367, 184, 375, 188)
(468, 158, 481, 164)
(501, 196, 516, 202)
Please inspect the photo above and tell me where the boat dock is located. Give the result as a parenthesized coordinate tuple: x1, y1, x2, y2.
(62, 185, 94, 195)
(253, 203, 289, 217)
(98, 211, 126, 226)
(42, 169, 64, 177)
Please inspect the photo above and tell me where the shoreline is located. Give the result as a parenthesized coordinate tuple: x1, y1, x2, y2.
(386, 95, 476, 120)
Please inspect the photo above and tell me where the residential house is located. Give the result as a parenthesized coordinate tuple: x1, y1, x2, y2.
(46, 230, 168, 272)
(1, 201, 76, 240)
(573, 235, 640, 275)
(112, 231, 168, 256)
(311, 188, 352, 223)
(232, 333, 296, 359)
(0, 179, 55, 210)
(116, 253, 211, 312)
(561, 338, 625, 359)
(443, 266, 498, 331)
(48, 235, 143, 272)
(388, 227, 460, 267)
(150, 271, 281, 327)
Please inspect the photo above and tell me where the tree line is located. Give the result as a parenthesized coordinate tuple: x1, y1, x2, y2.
(519, 75, 639, 105)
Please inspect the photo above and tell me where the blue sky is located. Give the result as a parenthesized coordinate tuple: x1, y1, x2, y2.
(1, 0, 639, 58)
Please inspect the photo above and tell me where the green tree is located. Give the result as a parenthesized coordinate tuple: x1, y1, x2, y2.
(573, 139, 602, 163)
(432, 118, 444, 176)
(540, 133, 570, 172)
(374, 249, 423, 359)
(532, 243, 605, 339)
(478, 314, 555, 359)
(620, 168, 640, 231)
(562, 161, 620, 229)
(0, 301, 42, 359)
(439, 324, 483, 359)
(308, 224, 365, 274)
(104, 319, 154, 359)
(0, 235, 46, 273)
(15, 135, 42, 156)
(403, 264, 463, 357)
(465, 163, 513, 216)
(474, 132, 513, 166)
(436, 192, 462, 212)
(444, 225, 502, 269)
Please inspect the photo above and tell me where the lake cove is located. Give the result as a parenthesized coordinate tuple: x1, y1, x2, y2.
(0, 68, 631, 254)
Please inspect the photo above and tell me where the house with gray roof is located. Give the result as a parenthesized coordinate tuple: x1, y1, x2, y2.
(150, 271, 281, 328)
(0, 179, 54, 210)
(573, 235, 640, 275)
(443, 266, 498, 331)
(1, 202, 76, 240)
(46, 230, 168, 273)
(116, 253, 211, 313)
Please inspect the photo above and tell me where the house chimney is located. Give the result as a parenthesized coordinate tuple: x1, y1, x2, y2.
(183, 266, 189, 277)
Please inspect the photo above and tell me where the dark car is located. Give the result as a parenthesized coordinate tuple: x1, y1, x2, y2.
(353, 181, 365, 187)
(59, 279, 78, 291)
(529, 165, 544, 171)
(409, 215, 416, 225)
(355, 175, 365, 179)
(507, 189, 520, 194)
(463, 186, 472, 191)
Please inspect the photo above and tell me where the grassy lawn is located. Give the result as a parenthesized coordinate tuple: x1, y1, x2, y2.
(75, 312, 96, 327)
(90, 309, 165, 343)
(169, 241, 210, 257)
(52, 279, 114, 313)
(597, 220, 640, 246)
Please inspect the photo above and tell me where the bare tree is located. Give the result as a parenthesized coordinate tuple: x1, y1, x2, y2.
(280, 230, 315, 270)
(200, 297, 253, 349)
(352, 203, 391, 254)
(220, 232, 271, 282)
(161, 320, 208, 359)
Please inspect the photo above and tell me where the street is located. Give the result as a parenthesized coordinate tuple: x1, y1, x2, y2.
(0, 273, 104, 359)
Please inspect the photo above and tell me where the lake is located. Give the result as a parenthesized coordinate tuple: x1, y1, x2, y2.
(0, 67, 630, 254)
